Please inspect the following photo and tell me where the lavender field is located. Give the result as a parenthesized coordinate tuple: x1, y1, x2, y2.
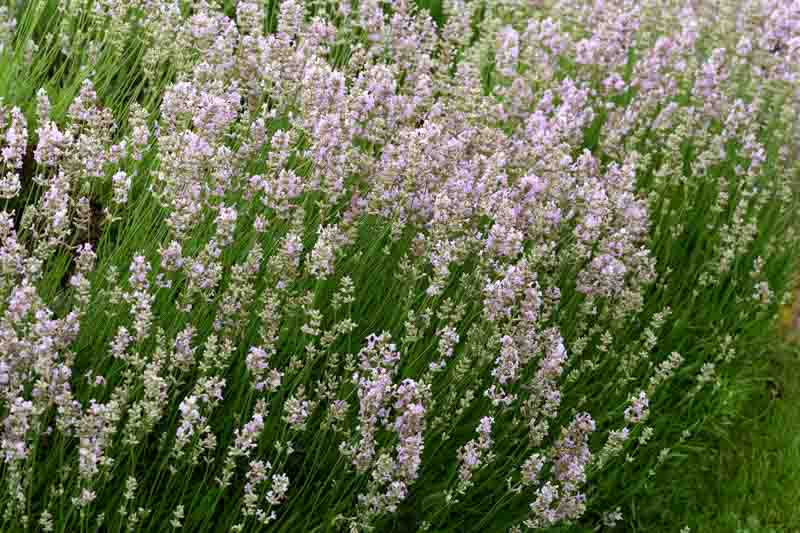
(0, 0, 798, 531)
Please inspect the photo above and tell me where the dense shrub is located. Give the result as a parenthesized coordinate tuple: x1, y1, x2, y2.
(0, 0, 798, 531)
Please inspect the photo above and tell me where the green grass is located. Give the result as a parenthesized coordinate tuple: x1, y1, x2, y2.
(633, 340, 800, 533)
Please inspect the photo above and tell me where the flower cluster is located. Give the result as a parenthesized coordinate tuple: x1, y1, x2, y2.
(0, 0, 796, 532)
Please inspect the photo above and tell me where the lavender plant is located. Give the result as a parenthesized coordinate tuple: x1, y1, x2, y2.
(0, 0, 798, 531)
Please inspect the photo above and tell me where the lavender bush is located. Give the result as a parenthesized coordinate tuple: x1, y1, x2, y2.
(0, 0, 798, 531)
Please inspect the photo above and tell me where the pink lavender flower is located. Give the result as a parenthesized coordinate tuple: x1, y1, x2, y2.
(112, 171, 131, 205)
(526, 413, 596, 528)
(0, 172, 20, 199)
(457, 416, 494, 490)
(392, 379, 428, 482)
(283, 387, 313, 430)
(308, 224, 344, 280)
(624, 391, 650, 424)
(34, 120, 70, 167)
(246, 345, 282, 392)
(159, 241, 184, 272)
(2, 107, 27, 170)
(1, 397, 35, 463)
(214, 205, 238, 247)
(124, 255, 154, 343)
(492, 335, 520, 386)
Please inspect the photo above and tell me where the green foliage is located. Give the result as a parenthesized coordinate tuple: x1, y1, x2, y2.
(0, 0, 798, 532)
